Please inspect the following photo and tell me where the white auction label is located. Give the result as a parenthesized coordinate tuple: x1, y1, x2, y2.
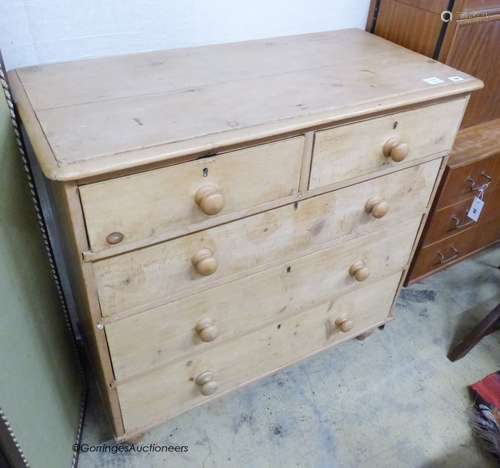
(467, 196, 484, 222)
(423, 77, 445, 85)
(448, 76, 465, 82)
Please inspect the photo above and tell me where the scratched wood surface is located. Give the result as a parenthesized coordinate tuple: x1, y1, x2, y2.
(116, 273, 402, 431)
(80, 137, 303, 251)
(9, 29, 481, 180)
(94, 161, 439, 318)
(9, 28, 482, 440)
(105, 223, 419, 381)
(310, 98, 465, 188)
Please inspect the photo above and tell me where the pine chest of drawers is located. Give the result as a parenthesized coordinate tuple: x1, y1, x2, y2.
(9, 29, 482, 439)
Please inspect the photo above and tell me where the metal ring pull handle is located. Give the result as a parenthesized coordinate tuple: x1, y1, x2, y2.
(480, 172, 492, 182)
(466, 172, 492, 192)
(449, 215, 474, 231)
(436, 247, 459, 265)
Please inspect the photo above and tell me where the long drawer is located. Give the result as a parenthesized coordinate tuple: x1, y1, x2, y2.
(106, 219, 419, 381)
(79, 137, 304, 251)
(116, 273, 401, 432)
(95, 160, 440, 317)
(309, 98, 466, 190)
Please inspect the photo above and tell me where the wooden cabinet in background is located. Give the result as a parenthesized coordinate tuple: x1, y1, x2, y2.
(368, 0, 500, 282)
(442, 9, 500, 128)
(369, 0, 500, 129)
(368, 0, 449, 57)
(409, 120, 500, 281)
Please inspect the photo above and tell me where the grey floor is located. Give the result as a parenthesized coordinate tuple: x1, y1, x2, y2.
(79, 246, 500, 468)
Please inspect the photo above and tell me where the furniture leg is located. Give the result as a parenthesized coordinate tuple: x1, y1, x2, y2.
(448, 304, 500, 362)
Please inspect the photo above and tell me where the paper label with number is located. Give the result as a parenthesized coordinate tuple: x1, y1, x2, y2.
(467, 196, 484, 222)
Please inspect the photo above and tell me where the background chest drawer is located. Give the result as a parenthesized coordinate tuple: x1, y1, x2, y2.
(422, 185, 500, 246)
(115, 273, 401, 432)
(105, 220, 419, 381)
(309, 98, 466, 190)
(94, 160, 440, 317)
(406, 121, 500, 284)
(436, 153, 500, 209)
(79, 137, 304, 252)
(412, 223, 482, 277)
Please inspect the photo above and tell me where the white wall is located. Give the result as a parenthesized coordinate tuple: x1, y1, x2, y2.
(0, 0, 370, 70)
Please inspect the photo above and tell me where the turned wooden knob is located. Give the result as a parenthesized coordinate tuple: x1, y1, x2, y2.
(195, 318, 219, 342)
(349, 260, 369, 282)
(195, 370, 218, 396)
(191, 248, 218, 276)
(383, 136, 409, 162)
(194, 184, 225, 215)
(106, 231, 124, 245)
(365, 196, 389, 219)
(334, 313, 354, 333)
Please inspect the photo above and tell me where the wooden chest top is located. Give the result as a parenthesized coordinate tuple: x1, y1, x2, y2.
(9, 28, 481, 180)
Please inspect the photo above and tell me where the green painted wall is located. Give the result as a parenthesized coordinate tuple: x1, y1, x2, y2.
(0, 90, 82, 466)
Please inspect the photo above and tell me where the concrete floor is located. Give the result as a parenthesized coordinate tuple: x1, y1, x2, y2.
(79, 246, 500, 468)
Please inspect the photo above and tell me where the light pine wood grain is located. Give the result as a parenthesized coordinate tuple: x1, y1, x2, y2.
(10, 29, 482, 181)
(94, 160, 440, 318)
(298, 131, 315, 192)
(9, 28, 480, 438)
(116, 273, 401, 432)
(11, 30, 446, 109)
(79, 137, 303, 251)
(310, 98, 467, 189)
(105, 219, 420, 381)
(392, 155, 451, 304)
(47, 182, 125, 435)
(83, 146, 452, 262)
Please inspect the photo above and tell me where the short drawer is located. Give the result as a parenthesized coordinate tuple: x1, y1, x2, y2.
(422, 185, 500, 246)
(437, 154, 500, 209)
(79, 137, 304, 251)
(116, 273, 401, 432)
(105, 220, 419, 381)
(95, 160, 439, 317)
(309, 98, 466, 189)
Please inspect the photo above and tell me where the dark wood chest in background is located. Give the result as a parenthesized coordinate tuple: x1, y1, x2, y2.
(368, 0, 500, 282)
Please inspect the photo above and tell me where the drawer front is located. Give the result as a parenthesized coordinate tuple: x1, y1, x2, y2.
(437, 154, 500, 209)
(95, 160, 439, 317)
(309, 98, 465, 190)
(423, 185, 500, 246)
(411, 230, 477, 279)
(116, 273, 401, 432)
(79, 137, 304, 251)
(410, 218, 500, 280)
(106, 220, 419, 381)
(480, 218, 500, 246)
